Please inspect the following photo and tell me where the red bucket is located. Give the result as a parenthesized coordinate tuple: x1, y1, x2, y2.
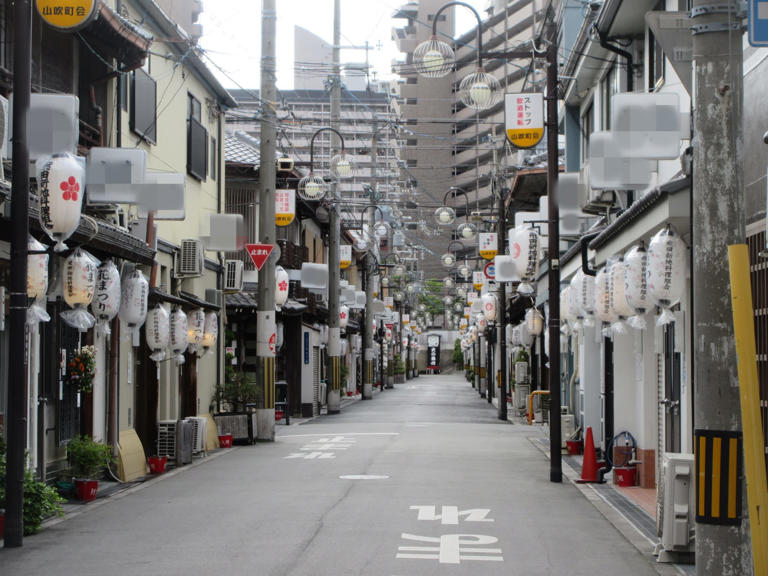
(614, 466, 637, 487)
(75, 479, 99, 502)
(147, 456, 167, 474)
(218, 434, 233, 448)
(275, 410, 283, 421)
(566, 440, 583, 455)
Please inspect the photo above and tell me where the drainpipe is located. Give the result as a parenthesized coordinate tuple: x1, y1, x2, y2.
(597, 336, 614, 483)
(216, 111, 223, 405)
(580, 231, 600, 276)
(596, 26, 633, 92)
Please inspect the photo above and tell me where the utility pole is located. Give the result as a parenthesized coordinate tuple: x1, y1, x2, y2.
(546, 31, 562, 484)
(5, 0, 31, 548)
(362, 121, 378, 400)
(492, 133, 507, 421)
(326, 0, 342, 414)
(691, 1, 749, 572)
(256, 0, 277, 441)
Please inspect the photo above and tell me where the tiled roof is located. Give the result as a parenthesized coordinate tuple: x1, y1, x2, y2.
(225, 131, 260, 166)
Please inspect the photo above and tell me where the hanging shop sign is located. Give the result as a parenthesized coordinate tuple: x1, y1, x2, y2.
(275, 189, 296, 226)
(339, 245, 352, 269)
(505, 93, 544, 149)
(472, 271, 484, 291)
(36, 0, 98, 31)
(479, 232, 498, 260)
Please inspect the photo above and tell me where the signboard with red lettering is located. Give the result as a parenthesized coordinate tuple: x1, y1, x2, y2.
(505, 93, 544, 149)
(246, 243, 274, 271)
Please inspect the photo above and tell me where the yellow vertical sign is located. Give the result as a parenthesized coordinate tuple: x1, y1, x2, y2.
(339, 245, 352, 269)
(479, 232, 498, 260)
(275, 189, 295, 227)
(505, 93, 544, 149)
(36, 0, 97, 31)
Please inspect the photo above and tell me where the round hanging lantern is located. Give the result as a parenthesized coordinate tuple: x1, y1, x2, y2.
(275, 266, 289, 308)
(457, 263, 472, 279)
(339, 305, 349, 329)
(624, 244, 650, 329)
(36, 153, 85, 252)
(609, 257, 634, 333)
(145, 305, 170, 362)
(593, 266, 617, 326)
(170, 308, 189, 363)
(27, 236, 49, 300)
(482, 293, 497, 322)
(201, 312, 219, 351)
(525, 307, 544, 336)
(27, 236, 51, 325)
(61, 248, 97, 332)
(443, 276, 455, 289)
(509, 226, 540, 295)
(119, 269, 149, 331)
(381, 275, 390, 287)
(440, 252, 456, 268)
(647, 227, 686, 325)
(90, 260, 121, 333)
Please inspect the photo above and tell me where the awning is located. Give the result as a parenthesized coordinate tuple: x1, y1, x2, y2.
(80, 1, 153, 72)
(179, 290, 221, 312)
(149, 288, 188, 307)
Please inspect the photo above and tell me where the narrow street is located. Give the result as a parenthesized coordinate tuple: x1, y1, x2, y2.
(1, 372, 663, 576)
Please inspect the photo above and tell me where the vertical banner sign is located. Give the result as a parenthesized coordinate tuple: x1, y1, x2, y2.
(479, 232, 498, 260)
(464, 306, 471, 319)
(505, 93, 544, 149)
(275, 189, 295, 226)
(385, 296, 393, 309)
(427, 334, 440, 370)
(339, 245, 352, 269)
(473, 271, 484, 291)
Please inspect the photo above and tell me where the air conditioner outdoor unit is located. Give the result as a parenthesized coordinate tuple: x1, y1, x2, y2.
(514, 383, 530, 416)
(561, 414, 576, 448)
(655, 452, 695, 563)
(205, 288, 223, 308)
(157, 420, 177, 461)
(176, 239, 204, 277)
(578, 163, 615, 215)
(184, 416, 207, 455)
(224, 260, 244, 292)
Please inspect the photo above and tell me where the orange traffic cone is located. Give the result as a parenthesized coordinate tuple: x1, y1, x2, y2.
(576, 426, 599, 483)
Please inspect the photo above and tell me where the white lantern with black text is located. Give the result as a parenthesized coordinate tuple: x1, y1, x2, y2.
(275, 266, 289, 308)
(61, 248, 97, 331)
(525, 307, 544, 336)
(594, 266, 617, 327)
(609, 257, 634, 334)
(624, 244, 649, 329)
(508, 226, 540, 295)
(475, 313, 487, 331)
(36, 153, 84, 252)
(647, 227, 686, 325)
(170, 308, 189, 363)
(571, 269, 595, 326)
(27, 236, 50, 325)
(90, 260, 121, 333)
(145, 305, 170, 362)
(201, 312, 218, 353)
(119, 269, 149, 334)
(339, 305, 349, 330)
(187, 309, 205, 353)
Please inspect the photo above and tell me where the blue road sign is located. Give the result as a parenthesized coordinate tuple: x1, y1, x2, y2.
(750, 1, 768, 46)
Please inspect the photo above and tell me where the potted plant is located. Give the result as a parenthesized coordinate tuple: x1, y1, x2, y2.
(452, 338, 464, 369)
(394, 354, 406, 384)
(67, 435, 113, 502)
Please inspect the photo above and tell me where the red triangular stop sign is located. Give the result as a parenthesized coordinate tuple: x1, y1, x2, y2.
(245, 243, 274, 271)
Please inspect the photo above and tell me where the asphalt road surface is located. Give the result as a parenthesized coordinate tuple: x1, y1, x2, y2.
(1, 372, 661, 576)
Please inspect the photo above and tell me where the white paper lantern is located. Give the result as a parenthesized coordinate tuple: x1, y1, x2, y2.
(36, 153, 84, 252)
(91, 260, 121, 332)
(187, 308, 205, 352)
(509, 226, 540, 293)
(119, 269, 149, 330)
(560, 287, 572, 333)
(594, 267, 617, 326)
(202, 312, 218, 351)
(482, 293, 497, 322)
(624, 245, 649, 329)
(145, 305, 170, 362)
(27, 236, 49, 299)
(27, 236, 51, 325)
(609, 257, 634, 334)
(170, 308, 189, 363)
(475, 313, 487, 331)
(339, 305, 349, 330)
(571, 269, 595, 326)
(275, 266, 289, 307)
(525, 307, 544, 336)
(647, 227, 686, 325)
(60, 248, 97, 331)
(385, 328, 392, 342)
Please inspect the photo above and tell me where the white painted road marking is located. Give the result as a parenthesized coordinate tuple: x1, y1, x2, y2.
(339, 475, 389, 480)
(285, 452, 336, 459)
(410, 505, 494, 525)
(396, 533, 503, 564)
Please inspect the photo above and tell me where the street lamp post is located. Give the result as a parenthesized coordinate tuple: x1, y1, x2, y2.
(298, 127, 352, 414)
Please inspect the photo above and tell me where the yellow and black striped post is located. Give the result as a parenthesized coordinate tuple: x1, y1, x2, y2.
(694, 429, 742, 525)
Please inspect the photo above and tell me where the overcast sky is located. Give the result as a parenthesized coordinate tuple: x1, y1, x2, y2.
(198, 0, 488, 90)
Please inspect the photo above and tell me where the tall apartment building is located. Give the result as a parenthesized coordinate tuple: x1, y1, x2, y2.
(226, 88, 401, 203)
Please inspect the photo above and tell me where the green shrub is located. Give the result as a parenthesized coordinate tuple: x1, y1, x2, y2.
(67, 435, 114, 479)
(465, 368, 475, 382)
(452, 339, 464, 366)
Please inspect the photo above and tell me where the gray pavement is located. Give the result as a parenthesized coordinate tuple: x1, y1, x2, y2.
(1, 371, 683, 575)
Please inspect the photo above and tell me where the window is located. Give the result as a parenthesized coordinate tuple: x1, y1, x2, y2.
(407, 159, 417, 167)
(130, 68, 157, 143)
(187, 93, 207, 181)
(581, 101, 594, 164)
(210, 136, 217, 180)
(406, 98, 417, 105)
(648, 1, 665, 91)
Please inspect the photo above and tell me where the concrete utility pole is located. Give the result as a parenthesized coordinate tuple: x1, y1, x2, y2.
(492, 134, 507, 421)
(691, 1, 749, 573)
(362, 121, 378, 400)
(326, 0, 342, 414)
(4, 0, 31, 548)
(256, 0, 277, 441)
